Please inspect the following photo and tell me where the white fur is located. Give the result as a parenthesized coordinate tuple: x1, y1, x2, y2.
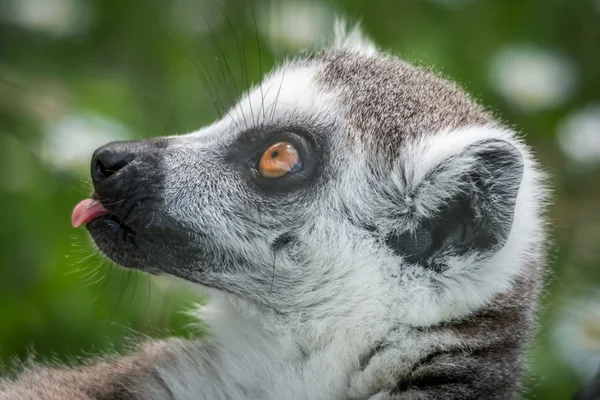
(333, 18, 378, 56)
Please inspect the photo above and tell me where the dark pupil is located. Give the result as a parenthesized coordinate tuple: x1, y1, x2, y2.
(271, 150, 279, 158)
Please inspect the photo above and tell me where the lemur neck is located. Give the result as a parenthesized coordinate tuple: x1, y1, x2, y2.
(193, 293, 390, 398)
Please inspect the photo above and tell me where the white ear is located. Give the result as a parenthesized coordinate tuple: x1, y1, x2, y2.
(389, 125, 548, 326)
(332, 17, 378, 56)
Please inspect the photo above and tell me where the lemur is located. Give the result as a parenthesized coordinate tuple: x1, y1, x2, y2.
(0, 22, 548, 400)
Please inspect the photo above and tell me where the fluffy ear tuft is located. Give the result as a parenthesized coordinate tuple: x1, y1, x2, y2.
(332, 17, 378, 56)
(386, 138, 524, 272)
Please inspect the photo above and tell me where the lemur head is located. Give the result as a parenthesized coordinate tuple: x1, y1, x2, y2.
(72, 23, 546, 333)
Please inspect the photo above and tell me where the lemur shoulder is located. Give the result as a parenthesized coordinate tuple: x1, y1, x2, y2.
(0, 22, 548, 400)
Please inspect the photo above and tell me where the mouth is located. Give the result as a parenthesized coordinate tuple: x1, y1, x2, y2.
(72, 198, 137, 236)
(72, 198, 143, 267)
(72, 198, 110, 227)
(71, 195, 192, 275)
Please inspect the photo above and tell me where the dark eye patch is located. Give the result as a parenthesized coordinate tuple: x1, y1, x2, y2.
(224, 123, 329, 195)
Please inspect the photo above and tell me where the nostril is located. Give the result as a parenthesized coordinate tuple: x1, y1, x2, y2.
(91, 158, 128, 183)
(91, 145, 132, 184)
(93, 159, 110, 182)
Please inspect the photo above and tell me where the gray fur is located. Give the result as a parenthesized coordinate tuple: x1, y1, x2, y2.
(313, 51, 493, 154)
(0, 23, 548, 400)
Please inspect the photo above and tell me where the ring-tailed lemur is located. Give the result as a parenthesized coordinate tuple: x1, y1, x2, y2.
(0, 22, 548, 400)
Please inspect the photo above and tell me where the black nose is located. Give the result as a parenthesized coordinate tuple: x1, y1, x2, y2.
(91, 142, 136, 184)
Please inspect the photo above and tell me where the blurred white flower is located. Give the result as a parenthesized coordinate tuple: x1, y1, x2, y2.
(41, 111, 131, 170)
(169, 0, 224, 35)
(0, 0, 93, 38)
(557, 105, 600, 166)
(553, 293, 600, 379)
(258, 1, 333, 52)
(489, 45, 577, 112)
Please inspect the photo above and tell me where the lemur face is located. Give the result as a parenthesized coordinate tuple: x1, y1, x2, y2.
(73, 29, 545, 327)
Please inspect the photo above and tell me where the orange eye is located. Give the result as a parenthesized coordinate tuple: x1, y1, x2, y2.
(258, 141, 302, 178)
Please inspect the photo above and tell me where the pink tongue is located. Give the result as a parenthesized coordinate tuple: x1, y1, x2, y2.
(71, 199, 109, 228)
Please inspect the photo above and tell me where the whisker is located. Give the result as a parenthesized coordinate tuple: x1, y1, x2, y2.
(108, 269, 132, 320)
(197, 7, 235, 110)
(249, 1, 265, 125)
(83, 268, 107, 287)
(144, 212, 156, 229)
(188, 55, 226, 118)
(128, 270, 139, 309)
(213, 0, 252, 113)
(143, 274, 153, 314)
(197, 6, 248, 133)
(269, 63, 287, 123)
(159, 21, 225, 118)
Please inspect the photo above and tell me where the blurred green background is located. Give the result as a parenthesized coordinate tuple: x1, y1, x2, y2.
(0, 0, 599, 397)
